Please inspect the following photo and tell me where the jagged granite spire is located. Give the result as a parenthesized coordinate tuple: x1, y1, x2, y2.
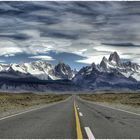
(100, 56, 108, 71)
(109, 51, 120, 64)
(54, 62, 74, 79)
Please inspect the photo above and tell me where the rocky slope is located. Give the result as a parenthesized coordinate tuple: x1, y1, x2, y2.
(73, 52, 140, 90)
(0, 61, 75, 80)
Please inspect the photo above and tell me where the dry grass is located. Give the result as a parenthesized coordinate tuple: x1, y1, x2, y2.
(80, 93, 140, 107)
(0, 93, 69, 113)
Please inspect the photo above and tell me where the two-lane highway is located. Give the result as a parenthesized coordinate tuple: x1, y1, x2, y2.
(0, 95, 140, 139)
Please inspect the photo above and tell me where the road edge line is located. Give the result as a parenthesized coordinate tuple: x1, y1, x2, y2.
(79, 97, 140, 116)
(74, 101, 83, 139)
(0, 96, 71, 121)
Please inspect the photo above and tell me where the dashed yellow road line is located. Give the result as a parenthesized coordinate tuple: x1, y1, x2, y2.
(74, 101, 83, 139)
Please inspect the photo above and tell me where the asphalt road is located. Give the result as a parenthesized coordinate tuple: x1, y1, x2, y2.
(76, 97, 140, 139)
(0, 95, 140, 139)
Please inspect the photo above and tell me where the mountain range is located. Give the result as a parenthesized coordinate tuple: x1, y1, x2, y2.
(73, 52, 140, 91)
(0, 52, 140, 92)
(0, 61, 75, 80)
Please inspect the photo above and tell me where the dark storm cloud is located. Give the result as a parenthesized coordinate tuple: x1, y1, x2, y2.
(0, 34, 31, 41)
(41, 30, 79, 40)
(0, 1, 139, 41)
(0, 1, 140, 67)
(21, 14, 60, 25)
(102, 42, 140, 47)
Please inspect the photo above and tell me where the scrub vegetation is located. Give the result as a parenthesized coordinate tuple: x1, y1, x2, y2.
(0, 93, 69, 115)
(80, 93, 140, 107)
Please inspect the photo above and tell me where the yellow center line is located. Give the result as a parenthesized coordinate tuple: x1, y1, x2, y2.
(74, 101, 83, 139)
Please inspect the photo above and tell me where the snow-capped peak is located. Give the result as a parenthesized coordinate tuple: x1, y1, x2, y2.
(55, 62, 74, 79)
(109, 51, 121, 64)
(0, 61, 75, 80)
(74, 51, 140, 87)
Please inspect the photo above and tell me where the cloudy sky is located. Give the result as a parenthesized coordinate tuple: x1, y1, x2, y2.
(0, 1, 140, 69)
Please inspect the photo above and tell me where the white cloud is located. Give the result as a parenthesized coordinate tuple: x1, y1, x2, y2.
(4, 54, 15, 57)
(21, 37, 72, 55)
(21, 30, 40, 39)
(0, 60, 5, 63)
(0, 40, 23, 56)
(94, 45, 140, 55)
(131, 58, 140, 65)
(29, 55, 54, 61)
(76, 54, 109, 64)
(74, 49, 87, 55)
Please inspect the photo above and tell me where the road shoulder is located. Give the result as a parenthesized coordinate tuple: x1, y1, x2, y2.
(79, 95, 140, 115)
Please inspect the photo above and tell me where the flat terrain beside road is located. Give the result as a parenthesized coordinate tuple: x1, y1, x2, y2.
(80, 93, 140, 106)
(0, 92, 69, 117)
(80, 93, 140, 113)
